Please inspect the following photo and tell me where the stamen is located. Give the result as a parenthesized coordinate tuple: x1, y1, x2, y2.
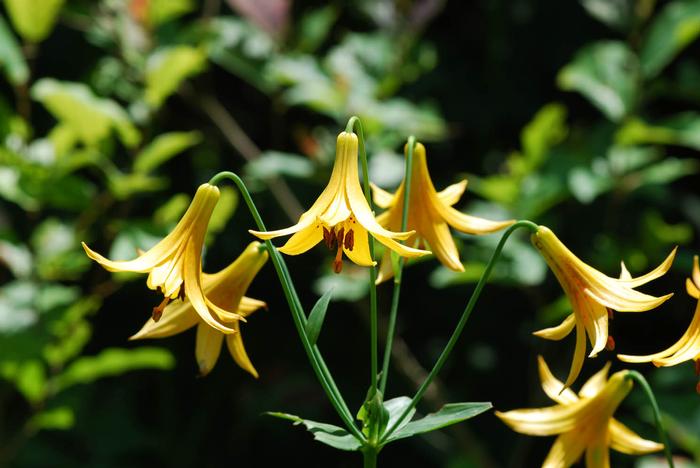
(607, 308, 614, 320)
(178, 284, 186, 301)
(605, 336, 615, 351)
(695, 359, 700, 376)
(696, 381, 700, 395)
(333, 226, 345, 273)
(323, 227, 336, 249)
(152, 296, 170, 322)
(345, 229, 354, 251)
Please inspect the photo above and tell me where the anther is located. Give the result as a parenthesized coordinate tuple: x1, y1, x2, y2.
(336, 227, 345, 248)
(323, 227, 336, 249)
(694, 359, 700, 376)
(178, 285, 186, 301)
(607, 308, 614, 320)
(605, 336, 615, 351)
(152, 296, 170, 322)
(345, 229, 354, 251)
(696, 381, 700, 395)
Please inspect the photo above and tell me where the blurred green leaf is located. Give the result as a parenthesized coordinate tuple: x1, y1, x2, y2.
(384, 402, 493, 443)
(133, 131, 201, 173)
(0, 14, 28, 84)
(640, 0, 700, 78)
(313, 266, 368, 302)
(31, 79, 140, 147)
(31, 218, 91, 280)
(145, 46, 207, 108)
(266, 412, 362, 451)
(29, 406, 75, 431)
(557, 41, 639, 121)
(636, 157, 698, 186)
(206, 185, 238, 239)
(108, 222, 164, 262)
(106, 170, 168, 200)
(0, 166, 39, 210)
(54, 347, 175, 392)
(154, 193, 191, 226)
(580, 0, 633, 31)
(306, 288, 333, 345)
(519, 103, 568, 172)
(3, 0, 64, 42)
(0, 280, 38, 333)
(44, 296, 101, 368)
(0, 239, 32, 278)
(0, 360, 46, 404)
(244, 151, 315, 181)
(296, 5, 338, 53)
(642, 211, 693, 245)
(148, 0, 195, 27)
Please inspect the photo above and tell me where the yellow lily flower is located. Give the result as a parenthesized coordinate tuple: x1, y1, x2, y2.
(131, 242, 269, 377)
(531, 226, 675, 388)
(371, 142, 515, 282)
(496, 357, 663, 468)
(619, 255, 700, 391)
(250, 132, 429, 273)
(82, 183, 240, 334)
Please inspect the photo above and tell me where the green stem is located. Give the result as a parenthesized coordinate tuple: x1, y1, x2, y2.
(362, 447, 378, 468)
(380, 220, 538, 443)
(346, 116, 379, 393)
(208, 171, 364, 442)
(626, 371, 674, 468)
(379, 136, 416, 395)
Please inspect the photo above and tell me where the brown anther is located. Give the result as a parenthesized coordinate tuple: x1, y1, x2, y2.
(607, 308, 614, 320)
(696, 381, 700, 395)
(323, 227, 336, 249)
(345, 229, 355, 251)
(152, 296, 170, 322)
(336, 227, 345, 248)
(333, 236, 344, 274)
(605, 336, 616, 351)
(694, 359, 700, 376)
(178, 284, 186, 301)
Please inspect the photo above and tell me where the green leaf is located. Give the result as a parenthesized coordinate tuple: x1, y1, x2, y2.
(520, 103, 568, 172)
(580, 0, 633, 31)
(357, 387, 389, 440)
(383, 396, 415, 435)
(306, 288, 333, 345)
(29, 406, 75, 430)
(31, 218, 91, 280)
(245, 151, 316, 180)
(133, 131, 201, 173)
(557, 41, 639, 121)
(3, 0, 65, 42)
(0, 360, 46, 404)
(206, 186, 238, 239)
(145, 46, 207, 108)
(54, 347, 175, 392)
(31, 79, 140, 147)
(147, 0, 195, 27)
(154, 193, 191, 226)
(0, 15, 28, 84)
(616, 113, 700, 151)
(266, 412, 362, 451)
(640, 0, 700, 78)
(385, 402, 492, 443)
(296, 5, 338, 52)
(106, 170, 168, 200)
(0, 240, 32, 278)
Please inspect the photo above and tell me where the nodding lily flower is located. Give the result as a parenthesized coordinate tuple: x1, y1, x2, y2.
(250, 132, 429, 273)
(619, 255, 700, 392)
(83, 183, 241, 334)
(531, 226, 675, 388)
(371, 142, 515, 282)
(496, 357, 663, 468)
(131, 242, 269, 377)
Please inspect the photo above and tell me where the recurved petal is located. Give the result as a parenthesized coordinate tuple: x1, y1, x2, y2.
(579, 362, 611, 398)
(533, 313, 576, 341)
(609, 419, 663, 455)
(278, 224, 323, 255)
(195, 322, 224, 376)
(693, 255, 700, 290)
(422, 221, 464, 272)
(619, 262, 632, 281)
(226, 322, 258, 378)
(687, 278, 700, 299)
(238, 296, 267, 316)
(495, 400, 584, 436)
(373, 233, 430, 259)
(616, 247, 677, 288)
(537, 356, 579, 405)
(375, 250, 396, 284)
(370, 182, 399, 209)
(563, 322, 588, 389)
(434, 203, 516, 235)
(130, 300, 198, 340)
(584, 284, 672, 313)
(343, 223, 375, 267)
(582, 300, 608, 358)
(82, 241, 170, 273)
(542, 432, 587, 468)
(436, 180, 467, 206)
(249, 216, 315, 240)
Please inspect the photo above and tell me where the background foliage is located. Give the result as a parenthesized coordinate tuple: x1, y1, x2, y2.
(0, 0, 699, 466)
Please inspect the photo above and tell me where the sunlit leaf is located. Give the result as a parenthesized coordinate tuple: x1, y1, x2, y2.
(206, 185, 238, 241)
(244, 151, 315, 181)
(133, 131, 201, 173)
(145, 46, 207, 108)
(0, 239, 32, 278)
(640, 0, 700, 78)
(31, 79, 140, 147)
(54, 347, 175, 392)
(580, 0, 633, 31)
(557, 41, 638, 121)
(384, 402, 492, 442)
(0, 15, 28, 84)
(147, 0, 195, 27)
(306, 288, 333, 345)
(0, 360, 46, 404)
(29, 406, 75, 430)
(3, 0, 64, 42)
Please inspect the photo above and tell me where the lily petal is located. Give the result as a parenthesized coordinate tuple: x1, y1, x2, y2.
(226, 322, 258, 378)
(537, 356, 579, 405)
(543, 432, 587, 468)
(616, 248, 676, 288)
(584, 285, 672, 313)
(130, 301, 198, 340)
(422, 220, 464, 272)
(579, 362, 611, 398)
(370, 182, 398, 208)
(343, 223, 375, 267)
(609, 419, 663, 455)
(436, 180, 467, 206)
(195, 322, 224, 376)
(533, 314, 576, 341)
(563, 322, 588, 389)
(585, 432, 611, 468)
(687, 278, 699, 299)
(238, 296, 267, 316)
(278, 223, 323, 256)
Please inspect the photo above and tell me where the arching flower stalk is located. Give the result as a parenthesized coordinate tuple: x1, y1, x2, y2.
(250, 132, 429, 273)
(619, 255, 700, 392)
(531, 226, 675, 388)
(82, 183, 241, 333)
(371, 142, 515, 282)
(496, 357, 663, 467)
(131, 242, 269, 376)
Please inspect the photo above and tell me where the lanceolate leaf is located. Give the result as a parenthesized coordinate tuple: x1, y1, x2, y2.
(266, 412, 362, 451)
(384, 402, 493, 443)
(306, 288, 333, 345)
(0, 15, 28, 85)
